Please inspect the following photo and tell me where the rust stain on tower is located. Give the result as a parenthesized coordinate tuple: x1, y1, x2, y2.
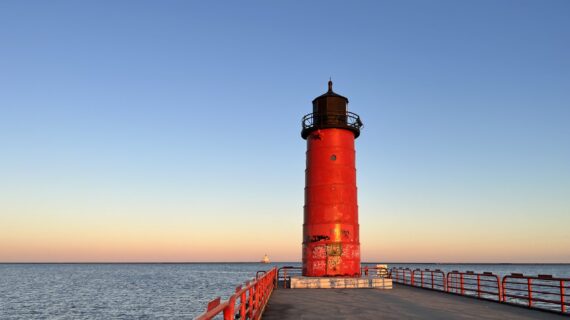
(301, 80, 363, 277)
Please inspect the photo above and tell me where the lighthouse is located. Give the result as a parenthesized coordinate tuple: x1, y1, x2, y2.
(301, 80, 363, 277)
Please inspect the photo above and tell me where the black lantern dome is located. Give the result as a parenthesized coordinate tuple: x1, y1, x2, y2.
(301, 80, 362, 139)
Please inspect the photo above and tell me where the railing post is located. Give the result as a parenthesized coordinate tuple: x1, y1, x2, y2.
(477, 275, 481, 298)
(561, 280, 566, 313)
(420, 270, 424, 288)
(257, 282, 262, 313)
(240, 290, 247, 319)
(527, 278, 533, 308)
(263, 276, 268, 305)
(274, 270, 278, 288)
(283, 269, 288, 289)
(431, 271, 434, 289)
(501, 277, 507, 303)
(497, 276, 503, 302)
(248, 286, 254, 319)
(254, 282, 260, 313)
(223, 295, 236, 320)
(460, 274, 465, 295)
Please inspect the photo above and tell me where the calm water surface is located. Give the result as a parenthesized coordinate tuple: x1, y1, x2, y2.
(1, 263, 569, 319)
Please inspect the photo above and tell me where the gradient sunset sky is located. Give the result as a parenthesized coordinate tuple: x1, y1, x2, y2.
(1, 1, 569, 263)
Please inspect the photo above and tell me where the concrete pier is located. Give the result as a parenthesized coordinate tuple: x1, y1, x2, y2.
(263, 284, 565, 319)
(290, 276, 392, 289)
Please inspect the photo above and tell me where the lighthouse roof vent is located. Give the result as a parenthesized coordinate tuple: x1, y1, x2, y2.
(312, 80, 349, 104)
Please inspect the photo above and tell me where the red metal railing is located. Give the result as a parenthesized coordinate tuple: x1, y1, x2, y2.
(206, 266, 570, 317)
(502, 273, 570, 314)
(276, 266, 302, 288)
(361, 266, 389, 278)
(390, 267, 570, 315)
(390, 267, 413, 285)
(196, 267, 277, 320)
(446, 271, 502, 301)
(411, 269, 446, 291)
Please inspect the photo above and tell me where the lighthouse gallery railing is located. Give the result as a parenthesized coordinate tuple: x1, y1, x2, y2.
(302, 111, 363, 132)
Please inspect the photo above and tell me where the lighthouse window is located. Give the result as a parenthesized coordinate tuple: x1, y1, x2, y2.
(330, 154, 337, 161)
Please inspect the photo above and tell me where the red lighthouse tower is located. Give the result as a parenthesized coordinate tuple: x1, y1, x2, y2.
(301, 81, 363, 277)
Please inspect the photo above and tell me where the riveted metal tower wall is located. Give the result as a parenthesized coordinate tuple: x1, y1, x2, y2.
(301, 81, 363, 277)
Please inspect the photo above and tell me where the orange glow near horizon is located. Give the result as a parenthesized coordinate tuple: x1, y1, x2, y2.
(2, 203, 569, 263)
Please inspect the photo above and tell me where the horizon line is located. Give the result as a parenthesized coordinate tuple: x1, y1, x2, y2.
(1, 261, 569, 265)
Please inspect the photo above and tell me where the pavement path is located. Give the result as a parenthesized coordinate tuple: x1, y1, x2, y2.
(262, 284, 566, 319)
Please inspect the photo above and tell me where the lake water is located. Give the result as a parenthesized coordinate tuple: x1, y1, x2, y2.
(1, 263, 569, 319)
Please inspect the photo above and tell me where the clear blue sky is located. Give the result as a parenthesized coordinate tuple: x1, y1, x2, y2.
(1, 1, 569, 262)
